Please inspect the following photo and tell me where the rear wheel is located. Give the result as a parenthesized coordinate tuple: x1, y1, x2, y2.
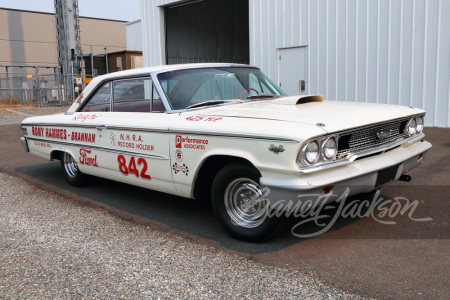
(211, 162, 281, 242)
(61, 152, 86, 186)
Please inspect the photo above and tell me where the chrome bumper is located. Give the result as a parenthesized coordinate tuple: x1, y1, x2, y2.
(20, 137, 29, 152)
(260, 140, 432, 211)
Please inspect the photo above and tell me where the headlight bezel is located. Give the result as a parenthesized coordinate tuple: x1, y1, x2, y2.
(322, 136, 338, 160)
(296, 136, 338, 168)
(406, 118, 417, 136)
(298, 140, 320, 166)
(415, 116, 424, 133)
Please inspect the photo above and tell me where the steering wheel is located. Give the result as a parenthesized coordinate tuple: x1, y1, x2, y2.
(237, 88, 259, 100)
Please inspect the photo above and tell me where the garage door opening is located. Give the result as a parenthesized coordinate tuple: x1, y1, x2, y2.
(165, 0, 249, 65)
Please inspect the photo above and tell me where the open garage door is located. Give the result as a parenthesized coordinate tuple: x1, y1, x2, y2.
(165, 0, 249, 65)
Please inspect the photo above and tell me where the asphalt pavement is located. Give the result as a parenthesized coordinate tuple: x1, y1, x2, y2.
(0, 123, 449, 299)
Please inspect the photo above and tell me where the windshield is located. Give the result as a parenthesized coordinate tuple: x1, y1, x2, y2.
(157, 67, 287, 110)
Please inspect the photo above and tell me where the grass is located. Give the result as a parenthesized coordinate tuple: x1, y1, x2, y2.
(0, 96, 37, 109)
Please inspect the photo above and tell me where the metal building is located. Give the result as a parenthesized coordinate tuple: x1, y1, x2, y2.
(126, 19, 143, 51)
(0, 7, 128, 104)
(139, 0, 450, 127)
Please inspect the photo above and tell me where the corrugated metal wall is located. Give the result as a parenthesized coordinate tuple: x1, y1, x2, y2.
(140, 0, 450, 127)
(141, 0, 178, 67)
(250, 0, 450, 127)
(125, 19, 143, 51)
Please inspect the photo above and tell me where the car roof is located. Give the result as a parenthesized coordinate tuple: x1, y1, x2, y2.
(67, 63, 260, 113)
(95, 63, 259, 81)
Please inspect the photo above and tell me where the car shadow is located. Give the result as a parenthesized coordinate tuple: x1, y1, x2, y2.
(16, 161, 390, 254)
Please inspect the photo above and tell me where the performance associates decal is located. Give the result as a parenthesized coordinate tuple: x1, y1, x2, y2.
(175, 135, 208, 150)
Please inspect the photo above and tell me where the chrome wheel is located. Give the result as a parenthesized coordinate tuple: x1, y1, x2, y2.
(63, 152, 78, 178)
(224, 178, 268, 228)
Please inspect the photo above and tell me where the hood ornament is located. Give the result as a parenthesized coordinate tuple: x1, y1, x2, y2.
(269, 144, 285, 154)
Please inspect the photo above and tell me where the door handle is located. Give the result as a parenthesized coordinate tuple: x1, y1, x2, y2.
(96, 125, 107, 131)
(299, 80, 306, 92)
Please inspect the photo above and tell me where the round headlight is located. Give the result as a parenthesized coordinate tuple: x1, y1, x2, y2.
(406, 118, 417, 136)
(322, 137, 337, 160)
(415, 116, 424, 133)
(305, 140, 320, 164)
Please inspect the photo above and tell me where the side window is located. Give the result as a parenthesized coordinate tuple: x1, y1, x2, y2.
(152, 85, 165, 112)
(113, 78, 152, 112)
(81, 81, 111, 112)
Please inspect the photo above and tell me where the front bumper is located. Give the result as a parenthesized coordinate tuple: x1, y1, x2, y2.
(260, 140, 432, 211)
(20, 137, 29, 152)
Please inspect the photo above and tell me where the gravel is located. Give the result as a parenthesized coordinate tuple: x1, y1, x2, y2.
(0, 173, 370, 299)
(0, 106, 68, 125)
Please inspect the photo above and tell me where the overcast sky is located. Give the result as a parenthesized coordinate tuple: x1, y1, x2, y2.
(0, 0, 141, 21)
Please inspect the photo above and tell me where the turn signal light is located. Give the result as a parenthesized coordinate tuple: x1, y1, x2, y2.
(321, 185, 334, 195)
(417, 153, 423, 161)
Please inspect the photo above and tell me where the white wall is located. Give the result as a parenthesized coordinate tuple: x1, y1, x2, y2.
(125, 19, 143, 51)
(141, 0, 450, 127)
(140, 0, 178, 67)
(250, 0, 450, 127)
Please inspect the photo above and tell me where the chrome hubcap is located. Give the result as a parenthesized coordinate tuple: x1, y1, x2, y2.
(63, 152, 78, 178)
(224, 178, 268, 228)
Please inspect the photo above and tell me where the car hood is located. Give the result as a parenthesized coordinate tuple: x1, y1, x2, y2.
(190, 100, 424, 133)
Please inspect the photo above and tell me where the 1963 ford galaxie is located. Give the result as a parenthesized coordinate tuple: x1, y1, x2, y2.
(19, 63, 432, 241)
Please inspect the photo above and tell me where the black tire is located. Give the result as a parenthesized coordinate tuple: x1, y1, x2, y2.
(211, 162, 281, 242)
(60, 152, 86, 187)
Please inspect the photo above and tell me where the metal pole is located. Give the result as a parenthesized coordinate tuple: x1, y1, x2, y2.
(80, 49, 84, 89)
(36, 67, 41, 107)
(104, 47, 108, 74)
(6, 66, 9, 98)
(71, 62, 74, 100)
(90, 45, 94, 78)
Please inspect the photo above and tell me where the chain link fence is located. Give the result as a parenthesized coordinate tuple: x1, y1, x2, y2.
(0, 65, 88, 107)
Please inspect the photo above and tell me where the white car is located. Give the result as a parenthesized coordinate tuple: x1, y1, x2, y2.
(20, 63, 432, 241)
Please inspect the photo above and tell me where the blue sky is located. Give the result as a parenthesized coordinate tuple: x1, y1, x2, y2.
(0, 0, 141, 21)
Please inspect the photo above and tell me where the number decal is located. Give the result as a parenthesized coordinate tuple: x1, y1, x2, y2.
(117, 155, 151, 180)
(128, 157, 139, 177)
(118, 155, 128, 175)
(138, 158, 151, 180)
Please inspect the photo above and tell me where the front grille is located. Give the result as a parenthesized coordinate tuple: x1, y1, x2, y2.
(337, 117, 410, 156)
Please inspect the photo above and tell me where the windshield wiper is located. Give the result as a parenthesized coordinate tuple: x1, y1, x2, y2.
(246, 93, 276, 99)
(186, 100, 243, 110)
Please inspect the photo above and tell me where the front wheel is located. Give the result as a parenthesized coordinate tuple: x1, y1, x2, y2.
(61, 152, 86, 187)
(211, 162, 281, 242)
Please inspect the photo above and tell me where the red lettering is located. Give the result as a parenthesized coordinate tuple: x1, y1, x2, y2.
(128, 157, 139, 177)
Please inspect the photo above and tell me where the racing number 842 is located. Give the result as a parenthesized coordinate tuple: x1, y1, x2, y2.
(117, 155, 151, 180)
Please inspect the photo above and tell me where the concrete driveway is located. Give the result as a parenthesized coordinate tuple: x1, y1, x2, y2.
(1, 124, 449, 299)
